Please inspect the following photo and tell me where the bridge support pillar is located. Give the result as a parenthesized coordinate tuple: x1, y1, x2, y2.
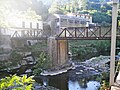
(48, 37, 58, 66)
(57, 40, 68, 66)
(47, 37, 68, 66)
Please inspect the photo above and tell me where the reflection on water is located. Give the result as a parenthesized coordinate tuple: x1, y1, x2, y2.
(0, 62, 101, 90)
(48, 73, 68, 90)
(36, 70, 101, 90)
(0, 64, 101, 90)
(87, 81, 100, 90)
(69, 80, 100, 90)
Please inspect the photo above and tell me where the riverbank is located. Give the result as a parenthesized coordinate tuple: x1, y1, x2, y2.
(41, 55, 110, 76)
(34, 85, 59, 90)
(41, 62, 74, 76)
(0, 55, 110, 90)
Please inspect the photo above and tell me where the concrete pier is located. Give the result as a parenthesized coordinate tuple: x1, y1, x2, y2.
(47, 37, 68, 67)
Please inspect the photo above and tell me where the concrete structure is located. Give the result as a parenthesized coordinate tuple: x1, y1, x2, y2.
(48, 37, 68, 66)
(67, 13, 92, 25)
(46, 14, 87, 36)
(110, 0, 118, 86)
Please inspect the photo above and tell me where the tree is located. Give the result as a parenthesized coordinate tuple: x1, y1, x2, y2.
(80, 0, 87, 10)
(100, 0, 106, 6)
(31, 0, 49, 20)
(100, 6, 107, 12)
(0, 0, 41, 28)
(92, 12, 112, 24)
(103, 3, 112, 10)
(48, 0, 88, 14)
(49, 1, 63, 14)
(87, 3, 101, 10)
(0, 0, 32, 11)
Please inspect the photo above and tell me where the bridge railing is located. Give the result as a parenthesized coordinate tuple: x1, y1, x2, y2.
(10, 26, 120, 40)
(11, 29, 43, 38)
(55, 26, 116, 40)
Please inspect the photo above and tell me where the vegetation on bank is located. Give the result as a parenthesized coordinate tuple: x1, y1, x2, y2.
(0, 75, 35, 90)
(33, 52, 51, 75)
(0, 52, 53, 90)
(0, 51, 23, 70)
(0, 74, 59, 90)
(100, 72, 110, 90)
(69, 40, 111, 61)
(69, 39, 120, 61)
(0, 41, 48, 70)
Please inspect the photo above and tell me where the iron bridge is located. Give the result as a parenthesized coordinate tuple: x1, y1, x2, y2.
(11, 26, 120, 40)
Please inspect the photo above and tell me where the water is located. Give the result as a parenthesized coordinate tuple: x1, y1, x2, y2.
(35, 70, 101, 90)
(0, 63, 101, 90)
(69, 81, 100, 90)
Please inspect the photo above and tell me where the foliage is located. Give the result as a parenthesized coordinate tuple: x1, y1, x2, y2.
(100, 80, 110, 90)
(95, 40, 111, 54)
(0, 2, 41, 28)
(0, 0, 32, 11)
(48, 0, 88, 14)
(0, 41, 47, 70)
(31, 0, 49, 20)
(47, 0, 112, 24)
(9, 51, 23, 66)
(87, 3, 101, 10)
(100, 61, 120, 90)
(100, 72, 110, 90)
(0, 7, 10, 28)
(0, 74, 35, 90)
(22, 41, 47, 57)
(101, 21, 111, 26)
(80, 0, 87, 10)
(33, 52, 51, 75)
(0, 51, 23, 70)
(0, 0, 113, 25)
(0, 60, 11, 70)
(89, 0, 99, 2)
(69, 40, 111, 61)
(103, 3, 112, 10)
(48, 1, 64, 14)
(92, 12, 112, 24)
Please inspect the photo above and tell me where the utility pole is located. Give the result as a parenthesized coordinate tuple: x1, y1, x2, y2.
(110, 0, 118, 86)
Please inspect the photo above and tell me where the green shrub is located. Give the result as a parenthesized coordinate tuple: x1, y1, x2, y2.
(0, 75, 35, 90)
(33, 52, 51, 75)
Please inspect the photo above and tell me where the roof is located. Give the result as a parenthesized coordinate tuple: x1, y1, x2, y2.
(54, 14, 86, 21)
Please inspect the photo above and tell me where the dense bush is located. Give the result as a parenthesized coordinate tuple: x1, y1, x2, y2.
(92, 12, 112, 24)
(33, 52, 51, 75)
(69, 40, 111, 61)
(0, 75, 35, 90)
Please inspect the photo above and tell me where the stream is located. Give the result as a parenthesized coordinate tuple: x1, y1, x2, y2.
(34, 60, 103, 90)
(0, 55, 110, 90)
(0, 63, 101, 90)
(34, 68, 101, 90)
